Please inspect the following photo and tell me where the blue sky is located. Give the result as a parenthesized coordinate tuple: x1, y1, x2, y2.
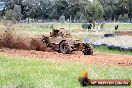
(0, 2, 5, 11)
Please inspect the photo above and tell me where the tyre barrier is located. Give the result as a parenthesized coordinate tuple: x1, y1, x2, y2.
(107, 45, 121, 50)
(120, 47, 132, 51)
(128, 47, 132, 51)
(93, 43, 132, 52)
(104, 34, 114, 37)
(92, 42, 102, 46)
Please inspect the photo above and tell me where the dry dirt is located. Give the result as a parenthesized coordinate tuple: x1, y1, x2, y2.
(117, 31, 132, 36)
(0, 47, 132, 67)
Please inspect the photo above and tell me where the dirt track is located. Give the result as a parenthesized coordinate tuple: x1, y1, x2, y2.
(117, 31, 132, 36)
(0, 47, 132, 67)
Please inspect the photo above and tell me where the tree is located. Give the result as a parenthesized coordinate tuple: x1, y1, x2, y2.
(75, 11, 83, 21)
(98, 0, 117, 21)
(118, 14, 128, 22)
(13, 5, 23, 21)
(5, 0, 15, 10)
(114, 0, 128, 21)
(128, 0, 132, 22)
(5, 9, 16, 21)
(84, 0, 103, 22)
(53, 0, 68, 19)
(67, 0, 80, 21)
(38, 0, 54, 19)
(98, 0, 129, 21)
(59, 15, 65, 22)
(103, 5, 113, 20)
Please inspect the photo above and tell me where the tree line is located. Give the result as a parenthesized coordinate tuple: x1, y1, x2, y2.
(0, 0, 132, 22)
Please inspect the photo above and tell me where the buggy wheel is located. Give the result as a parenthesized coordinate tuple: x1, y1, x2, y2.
(83, 44, 93, 55)
(59, 41, 71, 54)
(80, 77, 90, 86)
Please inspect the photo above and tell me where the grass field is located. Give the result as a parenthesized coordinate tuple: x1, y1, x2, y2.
(15, 23, 132, 33)
(103, 23, 132, 31)
(0, 54, 132, 88)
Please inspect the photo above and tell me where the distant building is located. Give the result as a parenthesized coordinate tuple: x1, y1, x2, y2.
(0, 2, 5, 11)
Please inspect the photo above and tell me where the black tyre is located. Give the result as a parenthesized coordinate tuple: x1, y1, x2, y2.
(83, 44, 93, 55)
(59, 41, 71, 54)
(80, 77, 90, 86)
(104, 34, 114, 37)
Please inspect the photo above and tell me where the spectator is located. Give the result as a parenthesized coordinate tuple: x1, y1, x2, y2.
(100, 23, 105, 31)
(115, 24, 119, 31)
(87, 23, 92, 31)
(97, 23, 101, 31)
(92, 21, 96, 29)
(115, 24, 119, 34)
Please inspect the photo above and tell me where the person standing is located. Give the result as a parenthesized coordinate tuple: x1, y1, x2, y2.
(115, 24, 119, 34)
(87, 23, 92, 31)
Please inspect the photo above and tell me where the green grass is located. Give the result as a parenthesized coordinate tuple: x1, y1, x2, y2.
(0, 54, 132, 88)
(94, 45, 132, 55)
(103, 23, 132, 31)
(18, 27, 52, 33)
(13, 23, 132, 35)
(52, 23, 82, 30)
(15, 23, 53, 33)
(15, 23, 82, 32)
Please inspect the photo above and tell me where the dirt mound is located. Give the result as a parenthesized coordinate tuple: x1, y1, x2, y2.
(117, 31, 132, 36)
(30, 38, 48, 51)
(0, 20, 49, 51)
(0, 34, 4, 47)
(0, 29, 48, 51)
(0, 42, 4, 47)
(3, 30, 30, 50)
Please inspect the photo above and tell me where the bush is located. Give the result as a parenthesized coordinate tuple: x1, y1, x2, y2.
(4, 6, 22, 22)
(118, 14, 129, 22)
(13, 5, 23, 22)
(82, 23, 88, 29)
(5, 9, 16, 22)
(59, 15, 65, 23)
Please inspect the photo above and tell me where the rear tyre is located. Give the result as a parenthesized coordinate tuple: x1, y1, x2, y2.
(59, 41, 71, 54)
(83, 44, 93, 55)
(80, 77, 90, 86)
